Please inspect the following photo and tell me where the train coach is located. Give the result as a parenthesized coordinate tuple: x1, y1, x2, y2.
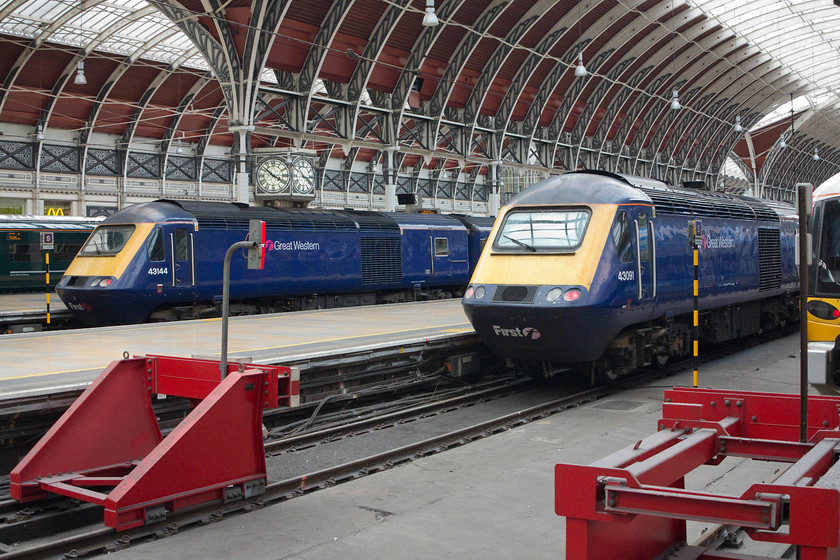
(0, 215, 100, 292)
(462, 170, 798, 382)
(55, 200, 493, 326)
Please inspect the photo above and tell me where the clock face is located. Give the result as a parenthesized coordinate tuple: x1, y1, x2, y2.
(292, 158, 316, 194)
(256, 158, 290, 194)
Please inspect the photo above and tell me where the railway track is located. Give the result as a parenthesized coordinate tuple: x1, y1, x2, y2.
(0, 326, 797, 558)
(0, 357, 689, 558)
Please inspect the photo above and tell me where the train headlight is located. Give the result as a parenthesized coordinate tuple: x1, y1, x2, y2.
(562, 288, 581, 302)
(465, 286, 474, 298)
(808, 300, 840, 320)
(474, 286, 486, 299)
(90, 277, 114, 288)
(546, 288, 564, 302)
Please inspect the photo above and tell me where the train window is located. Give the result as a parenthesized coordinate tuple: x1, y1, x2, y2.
(493, 208, 590, 252)
(9, 242, 38, 262)
(147, 228, 165, 262)
(638, 214, 650, 262)
(79, 225, 136, 256)
(54, 243, 84, 263)
(434, 237, 450, 257)
(174, 229, 189, 262)
(611, 211, 633, 263)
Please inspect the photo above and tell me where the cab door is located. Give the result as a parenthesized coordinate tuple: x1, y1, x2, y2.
(170, 226, 194, 288)
(633, 212, 656, 302)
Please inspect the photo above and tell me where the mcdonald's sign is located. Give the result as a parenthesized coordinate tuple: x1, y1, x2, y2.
(46, 208, 65, 216)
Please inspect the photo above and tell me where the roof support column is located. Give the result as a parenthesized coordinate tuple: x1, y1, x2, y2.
(488, 162, 503, 216)
(230, 126, 254, 204)
(383, 146, 399, 212)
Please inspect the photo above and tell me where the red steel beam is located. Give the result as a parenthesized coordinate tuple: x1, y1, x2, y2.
(557, 388, 840, 560)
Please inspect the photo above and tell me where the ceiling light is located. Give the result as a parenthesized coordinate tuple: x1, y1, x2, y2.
(422, 0, 439, 26)
(814, 148, 820, 161)
(733, 115, 742, 133)
(74, 60, 87, 86)
(779, 134, 786, 149)
(176, 139, 183, 154)
(670, 90, 681, 111)
(574, 53, 587, 77)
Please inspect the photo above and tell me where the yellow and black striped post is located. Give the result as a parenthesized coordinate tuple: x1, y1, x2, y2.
(692, 239, 699, 388)
(45, 252, 50, 325)
(690, 220, 701, 388)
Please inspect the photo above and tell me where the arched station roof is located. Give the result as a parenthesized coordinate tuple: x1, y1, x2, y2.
(1, 0, 839, 201)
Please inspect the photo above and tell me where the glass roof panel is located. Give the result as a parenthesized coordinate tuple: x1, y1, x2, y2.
(693, 0, 840, 101)
(1, 0, 209, 70)
(2, 0, 840, 117)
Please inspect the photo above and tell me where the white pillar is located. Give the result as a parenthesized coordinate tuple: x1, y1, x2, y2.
(384, 146, 399, 212)
(230, 125, 254, 204)
(488, 191, 501, 216)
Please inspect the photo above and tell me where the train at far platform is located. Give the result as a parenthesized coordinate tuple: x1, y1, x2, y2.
(55, 200, 494, 326)
(0, 215, 100, 292)
(462, 170, 799, 383)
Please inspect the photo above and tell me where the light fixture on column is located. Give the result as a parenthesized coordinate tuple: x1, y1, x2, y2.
(74, 60, 87, 85)
(35, 122, 43, 141)
(574, 52, 587, 77)
(670, 90, 681, 111)
(814, 147, 820, 161)
(733, 115, 742, 133)
(176, 138, 183, 154)
(422, 0, 439, 26)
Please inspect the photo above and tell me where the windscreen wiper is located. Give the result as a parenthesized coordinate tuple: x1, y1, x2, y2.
(503, 234, 536, 252)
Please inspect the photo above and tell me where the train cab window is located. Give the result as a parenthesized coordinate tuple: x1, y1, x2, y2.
(493, 208, 590, 253)
(146, 227, 165, 262)
(434, 237, 450, 257)
(174, 228, 189, 262)
(611, 211, 633, 263)
(638, 214, 650, 262)
(79, 225, 135, 256)
(816, 199, 840, 294)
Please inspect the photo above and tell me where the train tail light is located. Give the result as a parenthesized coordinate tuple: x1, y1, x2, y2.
(562, 288, 581, 302)
(808, 300, 840, 320)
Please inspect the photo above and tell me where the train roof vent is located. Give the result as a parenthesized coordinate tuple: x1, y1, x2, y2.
(639, 188, 779, 222)
(342, 210, 401, 232)
(640, 190, 696, 215)
(193, 208, 358, 231)
(742, 199, 781, 222)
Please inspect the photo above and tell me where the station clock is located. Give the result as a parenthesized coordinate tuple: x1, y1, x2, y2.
(292, 158, 316, 194)
(255, 157, 291, 194)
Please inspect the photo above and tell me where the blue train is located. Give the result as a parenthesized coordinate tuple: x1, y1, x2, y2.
(462, 171, 799, 381)
(56, 200, 494, 326)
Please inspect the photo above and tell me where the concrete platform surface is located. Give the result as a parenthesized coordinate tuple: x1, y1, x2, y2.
(108, 333, 807, 560)
(0, 299, 471, 398)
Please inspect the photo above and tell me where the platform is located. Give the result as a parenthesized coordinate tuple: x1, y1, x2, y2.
(0, 299, 473, 399)
(99, 333, 808, 560)
(0, 291, 70, 333)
